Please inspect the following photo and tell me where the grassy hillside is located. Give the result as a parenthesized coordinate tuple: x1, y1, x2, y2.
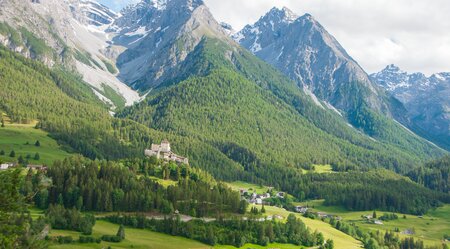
(295, 200, 450, 246)
(0, 121, 71, 165)
(248, 205, 362, 249)
(49, 220, 306, 249)
(121, 37, 444, 176)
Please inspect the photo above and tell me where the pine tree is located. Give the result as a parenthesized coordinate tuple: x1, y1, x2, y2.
(261, 204, 266, 213)
(0, 150, 5, 155)
(34, 152, 40, 160)
(35, 140, 40, 147)
(373, 211, 377, 219)
(9, 150, 15, 158)
(18, 155, 25, 164)
(116, 224, 125, 240)
(1, 119, 5, 127)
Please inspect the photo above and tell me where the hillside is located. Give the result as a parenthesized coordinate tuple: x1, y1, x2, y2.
(0, 120, 71, 166)
(119, 37, 444, 175)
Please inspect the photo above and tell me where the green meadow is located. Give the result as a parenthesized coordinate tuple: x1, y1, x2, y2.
(295, 199, 450, 247)
(225, 181, 281, 195)
(0, 121, 72, 166)
(248, 205, 362, 249)
(49, 220, 304, 249)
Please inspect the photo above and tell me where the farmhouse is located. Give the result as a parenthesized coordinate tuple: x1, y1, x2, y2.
(27, 164, 47, 171)
(0, 162, 17, 170)
(294, 206, 309, 214)
(145, 140, 189, 164)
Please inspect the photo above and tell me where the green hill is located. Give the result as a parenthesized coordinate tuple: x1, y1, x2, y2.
(120, 37, 444, 175)
(0, 122, 71, 165)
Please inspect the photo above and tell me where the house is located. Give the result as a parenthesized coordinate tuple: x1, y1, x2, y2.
(27, 164, 47, 171)
(363, 215, 373, 220)
(374, 220, 383, 225)
(295, 206, 309, 214)
(145, 140, 189, 164)
(276, 192, 285, 198)
(0, 162, 16, 170)
(317, 212, 329, 218)
(255, 198, 263, 205)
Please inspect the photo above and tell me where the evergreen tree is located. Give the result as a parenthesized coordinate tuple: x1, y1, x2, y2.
(373, 211, 377, 219)
(116, 225, 125, 240)
(1, 119, 4, 127)
(9, 150, 15, 158)
(261, 204, 266, 213)
(0, 150, 4, 155)
(18, 155, 25, 165)
(34, 153, 40, 161)
(206, 226, 216, 245)
(34, 140, 40, 147)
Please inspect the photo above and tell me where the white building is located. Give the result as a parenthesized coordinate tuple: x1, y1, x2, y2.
(0, 162, 16, 170)
(145, 140, 189, 164)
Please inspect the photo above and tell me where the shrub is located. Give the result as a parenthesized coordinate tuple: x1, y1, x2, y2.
(101, 235, 122, 243)
(57, 236, 73, 244)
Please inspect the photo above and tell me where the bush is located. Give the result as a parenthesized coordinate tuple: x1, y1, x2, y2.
(101, 235, 122, 243)
(79, 236, 101, 244)
(57, 236, 73, 244)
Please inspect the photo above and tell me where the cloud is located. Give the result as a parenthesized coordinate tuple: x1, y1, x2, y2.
(96, 0, 450, 75)
(204, 0, 450, 75)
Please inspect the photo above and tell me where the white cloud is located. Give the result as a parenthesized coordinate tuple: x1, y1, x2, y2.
(204, 0, 450, 75)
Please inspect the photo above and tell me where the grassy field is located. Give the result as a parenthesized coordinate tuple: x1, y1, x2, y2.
(295, 200, 450, 247)
(225, 181, 279, 195)
(0, 120, 72, 166)
(49, 220, 304, 249)
(149, 176, 178, 187)
(249, 205, 362, 249)
(302, 164, 334, 174)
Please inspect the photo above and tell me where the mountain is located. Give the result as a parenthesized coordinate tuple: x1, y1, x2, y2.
(371, 65, 450, 149)
(0, 0, 141, 108)
(107, 0, 233, 90)
(233, 7, 409, 134)
(114, 0, 445, 175)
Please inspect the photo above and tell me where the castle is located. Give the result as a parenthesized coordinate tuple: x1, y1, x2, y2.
(145, 140, 189, 164)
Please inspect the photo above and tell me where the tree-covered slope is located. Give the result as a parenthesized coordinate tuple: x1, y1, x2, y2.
(120, 38, 444, 175)
(0, 46, 246, 176)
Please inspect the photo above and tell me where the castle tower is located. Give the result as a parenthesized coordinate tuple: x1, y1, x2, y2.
(160, 139, 171, 153)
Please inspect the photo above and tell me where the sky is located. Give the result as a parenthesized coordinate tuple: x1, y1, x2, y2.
(98, 0, 450, 75)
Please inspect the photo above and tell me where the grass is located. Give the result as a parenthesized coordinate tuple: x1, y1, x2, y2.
(149, 176, 178, 187)
(295, 199, 450, 247)
(215, 243, 305, 249)
(49, 220, 303, 249)
(248, 205, 362, 249)
(302, 164, 334, 174)
(0, 120, 72, 165)
(225, 181, 278, 195)
(100, 84, 126, 109)
(50, 220, 211, 249)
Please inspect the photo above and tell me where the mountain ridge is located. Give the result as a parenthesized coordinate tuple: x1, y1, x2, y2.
(371, 65, 450, 149)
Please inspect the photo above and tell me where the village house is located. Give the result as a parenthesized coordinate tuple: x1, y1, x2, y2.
(0, 162, 17, 170)
(374, 220, 383, 225)
(145, 140, 189, 164)
(27, 164, 47, 171)
(276, 192, 285, 198)
(294, 206, 309, 214)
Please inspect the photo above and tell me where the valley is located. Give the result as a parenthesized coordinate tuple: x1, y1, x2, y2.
(0, 0, 448, 248)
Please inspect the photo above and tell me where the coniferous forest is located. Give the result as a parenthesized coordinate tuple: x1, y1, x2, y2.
(0, 4, 449, 249)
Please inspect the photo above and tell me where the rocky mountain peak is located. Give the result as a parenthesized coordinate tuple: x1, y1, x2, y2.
(235, 6, 386, 119)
